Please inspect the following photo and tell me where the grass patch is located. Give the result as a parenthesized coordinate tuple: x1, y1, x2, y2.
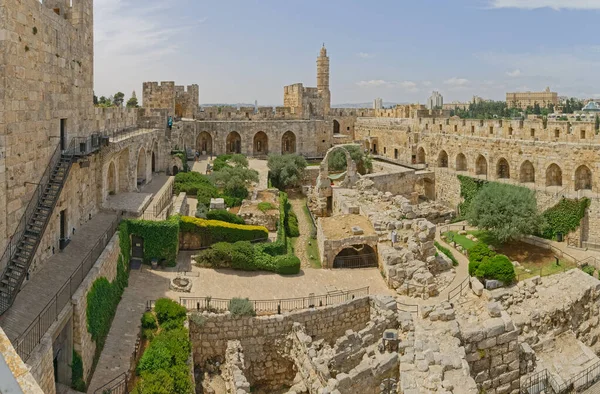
(514, 259, 575, 280)
(302, 203, 321, 268)
(434, 241, 458, 266)
(257, 202, 276, 212)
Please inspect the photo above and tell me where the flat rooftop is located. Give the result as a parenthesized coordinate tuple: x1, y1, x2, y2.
(320, 214, 376, 240)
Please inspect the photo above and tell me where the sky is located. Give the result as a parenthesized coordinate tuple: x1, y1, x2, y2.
(94, 0, 600, 106)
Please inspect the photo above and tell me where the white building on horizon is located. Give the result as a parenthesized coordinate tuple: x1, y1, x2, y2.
(373, 97, 383, 110)
(427, 91, 443, 110)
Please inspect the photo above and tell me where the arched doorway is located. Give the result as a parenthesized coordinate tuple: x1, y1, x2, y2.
(333, 120, 340, 134)
(575, 165, 592, 191)
(197, 131, 213, 155)
(151, 140, 158, 173)
(416, 147, 426, 164)
(151, 152, 156, 172)
(332, 244, 377, 268)
(519, 160, 535, 183)
(545, 164, 562, 187)
(476, 155, 487, 176)
(281, 131, 296, 154)
(437, 150, 448, 168)
(456, 153, 467, 171)
(137, 147, 147, 186)
(226, 131, 241, 154)
(172, 166, 179, 175)
(107, 161, 116, 196)
(497, 158, 510, 179)
(253, 131, 269, 156)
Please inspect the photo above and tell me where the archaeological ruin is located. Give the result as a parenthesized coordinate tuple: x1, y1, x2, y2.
(3, 1, 600, 394)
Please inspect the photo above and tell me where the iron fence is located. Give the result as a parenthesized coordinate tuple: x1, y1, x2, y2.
(448, 276, 471, 302)
(397, 301, 419, 314)
(149, 287, 370, 315)
(521, 360, 600, 394)
(333, 253, 378, 269)
(94, 372, 129, 394)
(14, 214, 121, 361)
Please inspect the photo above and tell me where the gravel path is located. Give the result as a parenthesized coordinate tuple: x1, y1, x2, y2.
(288, 193, 313, 268)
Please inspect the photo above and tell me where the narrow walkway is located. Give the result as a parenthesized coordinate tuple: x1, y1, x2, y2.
(288, 193, 312, 268)
(0, 212, 118, 341)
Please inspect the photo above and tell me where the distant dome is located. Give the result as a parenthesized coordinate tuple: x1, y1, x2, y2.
(582, 101, 600, 112)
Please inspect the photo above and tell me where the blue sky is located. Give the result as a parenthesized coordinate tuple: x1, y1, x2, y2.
(94, 0, 600, 105)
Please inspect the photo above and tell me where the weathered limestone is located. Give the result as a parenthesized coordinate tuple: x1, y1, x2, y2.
(0, 326, 45, 393)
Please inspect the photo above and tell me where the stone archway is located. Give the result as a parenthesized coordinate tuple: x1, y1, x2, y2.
(575, 165, 593, 191)
(107, 161, 116, 197)
(197, 131, 213, 155)
(416, 147, 426, 164)
(545, 164, 563, 187)
(497, 158, 510, 179)
(476, 155, 487, 176)
(437, 150, 448, 168)
(253, 131, 269, 156)
(456, 153, 467, 171)
(137, 147, 147, 186)
(226, 131, 242, 154)
(281, 131, 296, 154)
(332, 244, 378, 268)
(333, 120, 340, 134)
(519, 160, 535, 183)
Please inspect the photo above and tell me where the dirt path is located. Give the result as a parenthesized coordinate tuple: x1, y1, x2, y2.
(288, 193, 312, 269)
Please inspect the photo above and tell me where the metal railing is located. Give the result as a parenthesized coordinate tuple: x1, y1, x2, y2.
(94, 372, 129, 394)
(448, 276, 471, 302)
(397, 301, 419, 314)
(14, 214, 121, 361)
(332, 253, 378, 269)
(149, 287, 370, 315)
(521, 360, 600, 394)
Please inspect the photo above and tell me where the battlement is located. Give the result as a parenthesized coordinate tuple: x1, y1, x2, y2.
(143, 81, 199, 118)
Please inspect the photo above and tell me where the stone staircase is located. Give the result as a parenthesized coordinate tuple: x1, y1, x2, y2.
(0, 148, 74, 315)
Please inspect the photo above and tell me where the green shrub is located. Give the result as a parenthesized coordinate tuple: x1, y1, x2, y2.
(137, 342, 172, 374)
(206, 209, 245, 224)
(174, 172, 217, 204)
(213, 154, 249, 171)
(468, 242, 496, 275)
(122, 217, 180, 266)
(228, 298, 256, 317)
(268, 154, 308, 190)
(71, 350, 86, 392)
(255, 241, 287, 256)
(258, 202, 276, 212)
(135, 369, 174, 394)
(540, 198, 590, 240)
(180, 216, 268, 246)
(142, 328, 156, 341)
(151, 328, 191, 366)
(285, 209, 299, 237)
(154, 298, 187, 325)
(141, 312, 157, 330)
(274, 254, 301, 275)
(582, 265, 596, 276)
(475, 254, 516, 285)
(434, 241, 459, 266)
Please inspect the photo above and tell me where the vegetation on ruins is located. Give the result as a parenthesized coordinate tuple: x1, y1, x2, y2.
(450, 99, 582, 119)
(268, 154, 308, 190)
(195, 202, 208, 219)
(468, 243, 515, 284)
(466, 182, 543, 242)
(327, 144, 373, 175)
(71, 350, 86, 392)
(121, 217, 180, 266)
(228, 298, 256, 317)
(456, 175, 488, 218)
(539, 198, 590, 240)
(134, 298, 193, 394)
(434, 241, 459, 267)
(284, 197, 300, 237)
(180, 216, 268, 245)
(257, 202, 277, 212)
(205, 209, 245, 224)
(210, 165, 259, 201)
(212, 153, 248, 171)
(171, 150, 190, 173)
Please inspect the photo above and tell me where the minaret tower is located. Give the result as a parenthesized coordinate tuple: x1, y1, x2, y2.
(317, 44, 331, 115)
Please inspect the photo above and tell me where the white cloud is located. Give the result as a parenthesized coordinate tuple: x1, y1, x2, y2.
(422, 81, 432, 87)
(489, 0, 600, 10)
(357, 52, 374, 59)
(356, 80, 390, 87)
(506, 69, 522, 77)
(444, 77, 469, 86)
(400, 81, 417, 89)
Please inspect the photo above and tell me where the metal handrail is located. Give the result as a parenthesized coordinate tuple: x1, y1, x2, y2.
(94, 372, 129, 394)
(13, 214, 121, 361)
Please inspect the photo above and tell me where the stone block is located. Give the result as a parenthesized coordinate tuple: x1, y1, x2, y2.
(484, 318, 506, 337)
(478, 337, 497, 350)
(471, 277, 484, 296)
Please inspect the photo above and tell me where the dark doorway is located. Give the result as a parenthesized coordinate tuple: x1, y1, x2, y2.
(373, 144, 378, 155)
(152, 152, 156, 172)
(333, 120, 340, 134)
(53, 353, 59, 382)
(60, 119, 67, 150)
(333, 244, 378, 268)
(394, 148, 399, 159)
(172, 166, 179, 175)
(59, 210, 68, 250)
(132, 235, 144, 260)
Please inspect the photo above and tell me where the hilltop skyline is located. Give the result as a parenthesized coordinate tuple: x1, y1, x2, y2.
(94, 0, 600, 104)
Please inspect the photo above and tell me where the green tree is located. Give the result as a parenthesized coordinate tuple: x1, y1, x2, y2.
(113, 92, 125, 107)
(466, 183, 544, 243)
(595, 115, 599, 132)
(533, 103, 541, 115)
(210, 166, 259, 199)
(327, 145, 372, 175)
(267, 154, 307, 190)
(127, 96, 139, 108)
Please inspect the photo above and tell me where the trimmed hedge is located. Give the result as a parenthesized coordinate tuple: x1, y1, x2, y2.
(194, 241, 301, 275)
(154, 298, 187, 325)
(206, 209, 245, 225)
(540, 198, 590, 240)
(467, 242, 515, 284)
(180, 216, 268, 245)
(122, 216, 180, 266)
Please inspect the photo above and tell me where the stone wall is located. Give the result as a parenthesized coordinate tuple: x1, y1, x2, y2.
(71, 232, 121, 382)
(223, 340, 251, 393)
(190, 297, 372, 390)
(143, 81, 175, 114)
(0, 326, 45, 393)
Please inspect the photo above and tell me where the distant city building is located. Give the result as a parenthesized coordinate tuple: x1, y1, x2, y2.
(427, 91, 443, 110)
(506, 87, 558, 109)
(373, 98, 383, 110)
(582, 101, 600, 113)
